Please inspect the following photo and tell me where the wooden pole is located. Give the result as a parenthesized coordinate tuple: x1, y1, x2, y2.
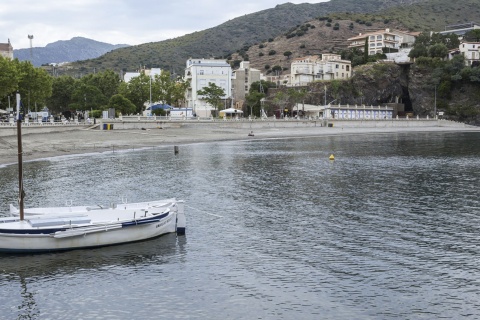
(16, 92, 25, 221)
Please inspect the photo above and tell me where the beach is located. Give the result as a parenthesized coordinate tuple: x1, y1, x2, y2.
(1, 120, 479, 166)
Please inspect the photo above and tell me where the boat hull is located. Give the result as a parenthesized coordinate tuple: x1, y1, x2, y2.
(0, 200, 186, 253)
(0, 212, 176, 253)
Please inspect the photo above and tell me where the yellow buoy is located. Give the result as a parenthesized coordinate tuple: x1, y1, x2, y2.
(329, 154, 335, 161)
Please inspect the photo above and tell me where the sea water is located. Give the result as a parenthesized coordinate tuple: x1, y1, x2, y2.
(0, 131, 479, 319)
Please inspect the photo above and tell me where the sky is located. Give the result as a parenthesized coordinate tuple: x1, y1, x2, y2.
(1, 0, 329, 50)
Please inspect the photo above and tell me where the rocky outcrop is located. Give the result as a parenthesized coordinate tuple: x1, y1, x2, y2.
(304, 62, 479, 125)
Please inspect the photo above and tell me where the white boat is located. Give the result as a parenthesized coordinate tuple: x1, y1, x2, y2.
(0, 93, 186, 253)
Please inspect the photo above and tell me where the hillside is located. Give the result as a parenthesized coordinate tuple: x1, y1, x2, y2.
(67, 0, 428, 75)
(233, 0, 480, 75)
(14, 37, 130, 67)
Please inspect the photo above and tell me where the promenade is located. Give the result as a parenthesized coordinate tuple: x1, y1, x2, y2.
(0, 117, 478, 166)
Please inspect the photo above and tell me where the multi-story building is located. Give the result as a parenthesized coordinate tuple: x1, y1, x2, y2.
(0, 39, 13, 59)
(232, 61, 261, 107)
(347, 29, 406, 55)
(459, 41, 480, 66)
(290, 54, 351, 86)
(184, 58, 232, 117)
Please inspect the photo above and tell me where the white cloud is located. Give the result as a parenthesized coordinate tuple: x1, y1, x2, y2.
(1, 0, 328, 49)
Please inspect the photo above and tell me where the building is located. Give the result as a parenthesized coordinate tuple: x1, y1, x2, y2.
(459, 41, 480, 66)
(0, 39, 13, 59)
(232, 61, 261, 107)
(123, 68, 162, 82)
(439, 22, 480, 38)
(347, 29, 409, 55)
(184, 58, 232, 117)
(290, 54, 352, 86)
(324, 104, 395, 120)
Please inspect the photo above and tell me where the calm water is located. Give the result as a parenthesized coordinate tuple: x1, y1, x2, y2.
(0, 131, 479, 319)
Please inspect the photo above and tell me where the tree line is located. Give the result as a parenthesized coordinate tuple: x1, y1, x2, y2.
(0, 56, 188, 117)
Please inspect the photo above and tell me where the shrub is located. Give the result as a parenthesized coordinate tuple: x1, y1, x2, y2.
(268, 50, 276, 55)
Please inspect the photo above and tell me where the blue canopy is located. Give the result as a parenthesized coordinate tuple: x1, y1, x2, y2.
(147, 104, 172, 111)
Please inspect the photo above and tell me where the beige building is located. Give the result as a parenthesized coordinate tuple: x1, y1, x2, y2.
(232, 61, 261, 105)
(290, 54, 351, 86)
(0, 39, 13, 59)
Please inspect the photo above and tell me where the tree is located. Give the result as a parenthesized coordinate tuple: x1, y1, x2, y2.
(48, 75, 76, 114)
(245, 91, 265, 116)
(171, 78, 190, 108)
(118, 73, 150, 114)
(284, 51, 292, 59)
(428, 43, 448, 59)
(0, 56, 19, 98)
(197, 82, 225, 117)
(288, 87, 308, 116)
(409, 44, 428, 59)
(273, 91, 290, 117)
(72, 83, 107, 111)
(15, 60, 52, 111)
(464, 30, 480, 42)
(108, 94, 136, 115)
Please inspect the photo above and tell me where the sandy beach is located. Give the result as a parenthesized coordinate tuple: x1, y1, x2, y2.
(1, 122, 479, 166)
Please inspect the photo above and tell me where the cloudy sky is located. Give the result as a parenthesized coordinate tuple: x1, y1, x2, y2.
(1, 0, 329, 50)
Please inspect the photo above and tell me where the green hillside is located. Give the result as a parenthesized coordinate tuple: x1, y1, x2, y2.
(69, 0, 428, 75)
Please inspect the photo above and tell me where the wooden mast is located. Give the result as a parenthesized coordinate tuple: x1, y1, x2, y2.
(16, 92, 25, 221)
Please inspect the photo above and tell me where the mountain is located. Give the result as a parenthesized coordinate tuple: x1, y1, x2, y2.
(67, 0, 429, 74)
(14, 37, 130, 66)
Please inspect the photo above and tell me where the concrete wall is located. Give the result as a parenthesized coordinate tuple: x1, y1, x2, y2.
(0, 118, 469, 137)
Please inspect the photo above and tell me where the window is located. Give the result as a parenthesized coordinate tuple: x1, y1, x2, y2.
(336, 64, 339, 69)
(370, 36, 375, 41)
(346, 66, 350, 71)
(199, 70, 204, 75)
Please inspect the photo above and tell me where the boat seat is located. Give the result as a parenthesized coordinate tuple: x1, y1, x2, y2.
(28, 217, 91, 228)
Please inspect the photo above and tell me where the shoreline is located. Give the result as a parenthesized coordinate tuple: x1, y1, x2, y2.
(1, 123, 479, 167)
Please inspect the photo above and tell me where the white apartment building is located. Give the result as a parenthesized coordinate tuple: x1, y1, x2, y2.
(184, 58, 232, 117)
(459, 41, 480, 66)
(347, 28, 405, 55)
(290, 54, 352, 86)
(232, 61, 261, 105)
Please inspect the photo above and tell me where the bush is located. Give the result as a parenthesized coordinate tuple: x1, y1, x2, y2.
(268, 50, 276, 55)
(259, 52, 264, 57)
